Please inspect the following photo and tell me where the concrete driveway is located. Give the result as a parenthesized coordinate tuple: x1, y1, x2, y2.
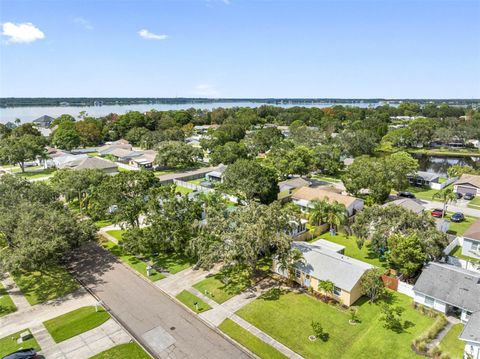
(68, 243, 251, 359)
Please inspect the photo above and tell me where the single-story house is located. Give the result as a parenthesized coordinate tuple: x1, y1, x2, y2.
(273, 240, 373, 306)
(461, 219, 480, 260)
(384, 198, 425, 215)
(278, 177, 311, 199)
(129, 150, 157, 169)
(206, 164, 227, 183)
(467, 139, 480, 149)
(407, 171, 440, 187)
(103, 147, 140, 162)
(291, 186, 364, 216)
(60, 157, 118, 175)
(98, 141, 133, 156)
(460, 311, 480, 359)
(33, 115, 54, 128)
(454, 174, 480, 196)
(413, 262, 480, 322)
(53, 153, 89, 168)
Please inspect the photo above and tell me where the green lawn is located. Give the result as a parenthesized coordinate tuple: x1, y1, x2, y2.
(44, 306, 110, 343)
(94, 219, 114, 228)
(0, 282, 17, 317)
(219, 318, 287, 359)
(449, 246, 480, 264)
(438, 323, 465, 359)
(318, 232, 388, 268)
(467, 196, 480, 209)
(91, 343, 151, 359)
(193, 260, 271, 304)
(176, 290, 212, 313)
(106, 229, 125, 241)
(101, 240, 166, 281)
(118, 167, 130, 172)
(401, 186, 443, 201)
(187, 178, 204, 185)
(15, 168, 56, 179)
(446, 212, 478, 236)
(0, 330, 41, 357)
(154, 252, 194, 274)
(13, 266, 79, 305)
(237, 290, 437, 359)
(175, 185, 194, 195)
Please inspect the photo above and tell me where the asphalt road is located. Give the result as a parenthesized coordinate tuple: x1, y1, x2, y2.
(69, 243, 251, 359)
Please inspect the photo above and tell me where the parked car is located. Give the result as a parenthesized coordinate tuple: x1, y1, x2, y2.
(451, 212, 465, 222)
(398, 191, 416, 199)
(455, 192, 463, 199)
(1, 349, 38, 359)
(431, 209, 445, 218)
(464, 192, 476, 200)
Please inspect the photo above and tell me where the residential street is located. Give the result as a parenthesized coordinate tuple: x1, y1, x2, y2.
(68, 243, 251, 359)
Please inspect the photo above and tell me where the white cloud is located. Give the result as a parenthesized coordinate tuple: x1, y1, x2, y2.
(138, 29, 168, 40)
(1, 22, 45, 43)
(193, 84, 220, 97)
(74, 17, 93, 30)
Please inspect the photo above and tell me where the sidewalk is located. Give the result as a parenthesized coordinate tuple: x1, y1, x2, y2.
(0, 288, 96, 338)
(156, 265, 218, 296)
(1, 275, 31, 312)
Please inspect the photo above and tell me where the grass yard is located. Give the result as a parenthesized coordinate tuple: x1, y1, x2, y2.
(438, 323, 465, 359)
(175, 185, 194, 195)
(118, 167, 130, 172)
(402, 186, 443, 201)
(467, 196, 480, 209)
(94, 218, 114, 228)
(44, 306, 110, 343)
(187, 178, 204, 185)
(13, 266, 79, 305)
(219, 318, 288, 359)
(449, 246, 480, 264)
(15, 168, 56, 179)
(237, 290, 437, 359)
(446, 213, 478, 236)
(106, 229, 125, 241)
(193, 259, 271, 304)
(0, 282, 17, 317)
(318, 232, 388, 268)
(154, 252, 194, 274)
(91, 343, 151, 359)
(176, 290, 212, 313)
(101, 240, 166, 281)
(0, 330, 41, 357)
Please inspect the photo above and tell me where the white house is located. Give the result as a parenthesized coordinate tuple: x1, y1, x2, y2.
(460, 311, 480, 359)
(291, 186, 364, 217)
(461, 219, 480, 261)
(205, 164, 227, 183)
(413, 262, 480, 323)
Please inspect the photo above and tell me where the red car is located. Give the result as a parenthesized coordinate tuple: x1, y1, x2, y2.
(431, 209, 445, 218)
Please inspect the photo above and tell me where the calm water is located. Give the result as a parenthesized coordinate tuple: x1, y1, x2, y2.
(0, 101, 384, 124)
(415, 154, 480, 176)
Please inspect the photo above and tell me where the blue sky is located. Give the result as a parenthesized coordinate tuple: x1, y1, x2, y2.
(1, 0, 479, 98)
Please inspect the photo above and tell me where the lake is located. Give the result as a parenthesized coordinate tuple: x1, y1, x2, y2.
(415, 154, 480, 176)
(0, 101, 385, 124)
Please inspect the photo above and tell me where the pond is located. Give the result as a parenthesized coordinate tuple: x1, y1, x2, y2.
(414, 154, 480, 176)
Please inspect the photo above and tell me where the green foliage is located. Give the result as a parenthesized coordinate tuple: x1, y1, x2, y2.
(447, 164, 479, 178)
(311, 321, 330, 342)
(52, 121, 81, 150)
(387, 233, 427, 278)
(209, 141, 250, 165)
(380, 304, 413, 333)
(222, 159, 279, 204)
(318, 280, 335, 295)
(265, 141, 314, 178)
(0, 134, 46, 171)
(155, 140, 202, 169)
(360, 268, 385, 303)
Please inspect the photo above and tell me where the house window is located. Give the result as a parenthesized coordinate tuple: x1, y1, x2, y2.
(333, 286, 341, 296)
(471, 241, 480, 252)
(295, 269, 301, 278)
(424, 296, 435, 307)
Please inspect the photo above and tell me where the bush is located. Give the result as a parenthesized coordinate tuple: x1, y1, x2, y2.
(311, 321, 329, 342)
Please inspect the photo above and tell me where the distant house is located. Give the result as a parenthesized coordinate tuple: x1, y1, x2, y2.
(413, 262, 480, 323)
(467, 139, 480, 149)
(291, 186, 364, 216)
(384, 198, 425, 215)
(206, 164, 227, 183)
(454, 174, 480, 196)
(278, 177, 311, 199)
(407, 171, 440, 187)
(460, 311, 480, 359)
(60, 157, 118, 175)
(461, 219, 480, 260)
(273, 240, 373, 306)
(32, 115, 54, 128)
(129, 150, 157, 170)
(53, 153, 89, 168)
(98, 143, 133, 156)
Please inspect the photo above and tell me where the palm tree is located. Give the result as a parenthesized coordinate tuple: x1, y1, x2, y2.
(432, 187, 457, 218)
(309, 199, 328, 227)
(323, 201, 347, 236)
(278, 248, 305, 284)
(318, 279, 335, 297)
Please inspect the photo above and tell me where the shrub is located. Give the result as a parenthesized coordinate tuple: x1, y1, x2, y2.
(311, 321, 329, 342)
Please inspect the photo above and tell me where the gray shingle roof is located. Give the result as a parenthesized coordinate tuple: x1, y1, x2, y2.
(73, 157, 118, 171)
(278, 177, 311, 192)
(413, 262, 480, 312)
(384, 199, 425, 215)
(292, 241, 373, 292)
(460, 311, 480, 344)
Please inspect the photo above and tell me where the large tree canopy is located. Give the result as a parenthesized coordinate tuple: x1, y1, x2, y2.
(155, 141, 202, 169)
(0, 134, 46, 172)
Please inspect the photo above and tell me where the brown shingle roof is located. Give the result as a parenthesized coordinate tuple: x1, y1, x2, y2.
(291, 186, 359, 207)
(454, 174, 480, 189)
(464, 218, 480, 241)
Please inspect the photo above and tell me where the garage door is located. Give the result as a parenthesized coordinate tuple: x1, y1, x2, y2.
(457, 185, 476, 194)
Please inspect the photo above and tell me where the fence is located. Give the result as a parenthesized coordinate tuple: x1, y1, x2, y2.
(173, 179, 240, 204)
(443, 237, 460, 255)
(397, 281, 415, 298)
(430, 176, 458, 190)
(446, 255, 480, 273)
